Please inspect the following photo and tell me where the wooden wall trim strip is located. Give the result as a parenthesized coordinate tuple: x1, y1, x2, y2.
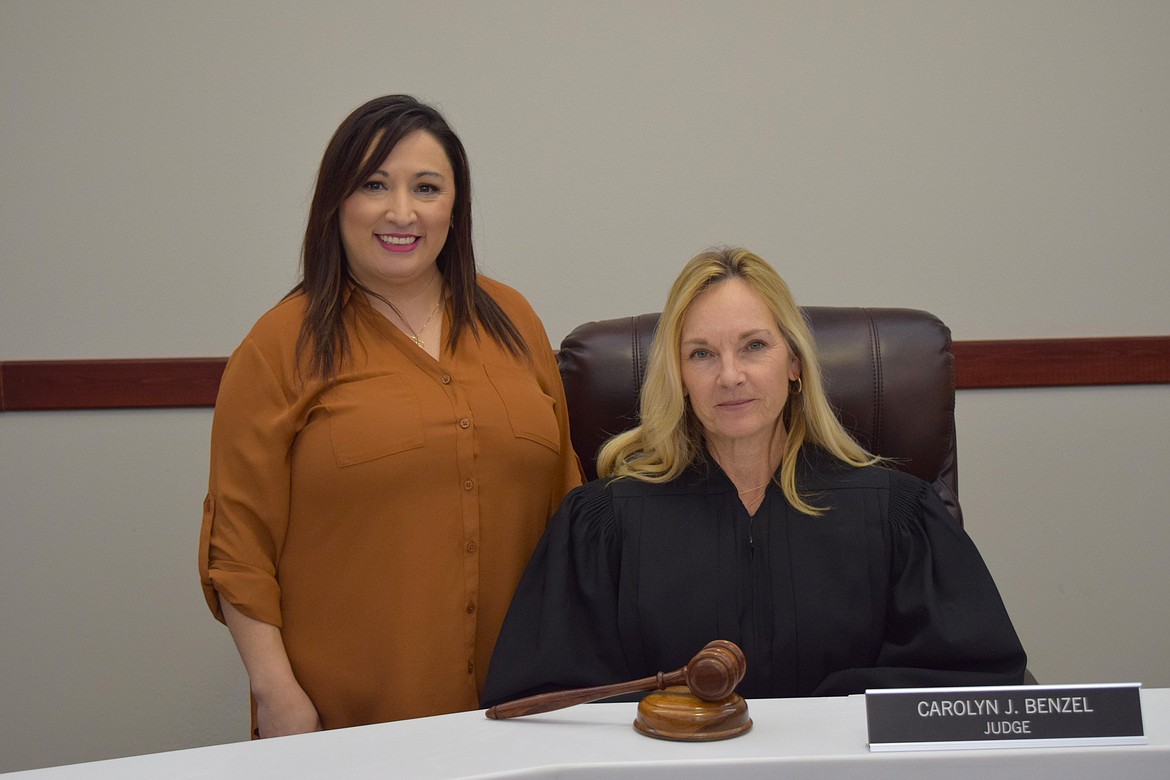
(2, 336, 1168, 412)
(0, 358, 228, 412)
(951, 335, 1170, 389)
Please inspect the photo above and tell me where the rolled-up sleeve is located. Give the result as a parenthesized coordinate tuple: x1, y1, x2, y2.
(198, 337, 296, 627)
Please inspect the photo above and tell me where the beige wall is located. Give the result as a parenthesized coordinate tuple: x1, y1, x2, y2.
(2, 1, 1167, 772)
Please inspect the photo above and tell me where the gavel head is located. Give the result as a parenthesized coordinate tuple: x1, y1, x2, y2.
(683, 640, 747, 701)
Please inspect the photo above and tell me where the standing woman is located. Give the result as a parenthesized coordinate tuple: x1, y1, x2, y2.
(199, 95, 582, 737)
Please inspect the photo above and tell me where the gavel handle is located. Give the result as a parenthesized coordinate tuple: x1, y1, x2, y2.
(486, 669, 686, 719)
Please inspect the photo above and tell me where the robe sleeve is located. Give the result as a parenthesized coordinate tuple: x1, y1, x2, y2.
(482, 480, 629, 707)
(813, 473, 1027, 695)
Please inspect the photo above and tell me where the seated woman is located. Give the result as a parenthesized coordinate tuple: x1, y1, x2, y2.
(483, 246, 1026, 706)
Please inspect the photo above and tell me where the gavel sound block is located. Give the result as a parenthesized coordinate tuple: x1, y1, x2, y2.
(486, 640, 752, 741)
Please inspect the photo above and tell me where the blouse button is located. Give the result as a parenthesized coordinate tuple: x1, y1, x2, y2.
(463, 479, 474, 491)
(459, 417, 471, 429)
(466, 601, 476, 614)
(467, 660, 474, 674)
(441, 375, 452, 385)
(466, 541, 478, 553)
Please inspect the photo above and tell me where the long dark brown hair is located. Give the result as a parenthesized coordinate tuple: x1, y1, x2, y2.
(293, 95, 528, 378)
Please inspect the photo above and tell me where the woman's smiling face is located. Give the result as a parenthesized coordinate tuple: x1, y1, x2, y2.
(339, 129, 455, 295)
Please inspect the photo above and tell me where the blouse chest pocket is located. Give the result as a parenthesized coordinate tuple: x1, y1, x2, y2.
(323, 374, 424, 467)
(484, 364, 561, 453)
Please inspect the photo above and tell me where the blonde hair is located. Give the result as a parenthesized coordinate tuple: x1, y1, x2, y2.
(596, 246, 879, 515)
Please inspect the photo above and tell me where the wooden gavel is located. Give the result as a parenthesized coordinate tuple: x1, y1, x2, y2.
(486, 640, 747, 719)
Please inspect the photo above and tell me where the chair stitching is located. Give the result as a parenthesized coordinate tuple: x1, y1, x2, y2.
(863, 308, 882, 453)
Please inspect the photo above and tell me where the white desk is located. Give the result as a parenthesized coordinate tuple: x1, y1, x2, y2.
(7, 689, 1168, 778)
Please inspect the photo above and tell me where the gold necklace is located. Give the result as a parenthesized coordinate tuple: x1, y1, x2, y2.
(738, 481, 771, 514)
(369, 291, 442, 349)
(403, 299, 442, 349)
(736, 480, 772, 497)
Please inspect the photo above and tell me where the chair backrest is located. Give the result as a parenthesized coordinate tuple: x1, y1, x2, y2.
(557, 307, 963, 524)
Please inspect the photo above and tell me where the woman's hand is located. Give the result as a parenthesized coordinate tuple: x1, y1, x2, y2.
(219, 597, 324, 738)
(253, 679, 322, 738)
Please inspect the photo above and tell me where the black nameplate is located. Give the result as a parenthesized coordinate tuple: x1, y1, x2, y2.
(866, 683, 1145, 751)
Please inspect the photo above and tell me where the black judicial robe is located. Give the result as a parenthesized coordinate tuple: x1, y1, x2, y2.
(482, 448, 1026, 706)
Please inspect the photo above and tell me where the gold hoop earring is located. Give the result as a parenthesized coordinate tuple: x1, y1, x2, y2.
(791, 376, 803, 395)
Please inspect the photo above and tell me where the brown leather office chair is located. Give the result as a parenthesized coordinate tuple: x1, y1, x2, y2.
(557, 307, 964, 524)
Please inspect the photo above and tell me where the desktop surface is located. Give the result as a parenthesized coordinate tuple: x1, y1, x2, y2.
(7, 689, 1168, 779)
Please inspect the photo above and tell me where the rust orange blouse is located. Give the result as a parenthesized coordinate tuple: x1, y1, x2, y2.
(199, 277, 582, 729)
